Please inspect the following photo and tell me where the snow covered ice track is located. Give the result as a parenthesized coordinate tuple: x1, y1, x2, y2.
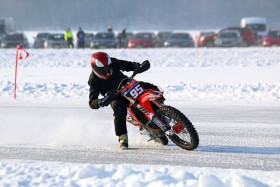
(0, 46, 280, 184)
(0, 105, 279, 171)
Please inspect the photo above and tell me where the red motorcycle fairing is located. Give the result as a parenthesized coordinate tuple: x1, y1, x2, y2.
(121, 79, 164, 125)
(137, 90, 163, 115)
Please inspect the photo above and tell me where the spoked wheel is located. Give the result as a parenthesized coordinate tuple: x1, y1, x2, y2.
(156, 106, 199, 150)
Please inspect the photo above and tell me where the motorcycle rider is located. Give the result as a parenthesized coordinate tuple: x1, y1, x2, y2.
(88, 52, 160, 150)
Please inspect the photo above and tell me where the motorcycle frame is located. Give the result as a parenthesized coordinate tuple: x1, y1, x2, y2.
(120, 79, 164, 127)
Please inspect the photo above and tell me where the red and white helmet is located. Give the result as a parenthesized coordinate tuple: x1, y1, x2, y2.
(90, 52, 113, 79)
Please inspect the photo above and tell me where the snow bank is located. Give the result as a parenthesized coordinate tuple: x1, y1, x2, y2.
(1, 48, 280, 68)
(0, 81, 279, 106)
(0, 48, 279, 106)
(0, 160, 278, 187)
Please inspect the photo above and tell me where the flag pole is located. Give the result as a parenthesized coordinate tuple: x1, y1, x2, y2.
(14, 45, 19, 100)
(14, 45, 29, 100)
(194, 33, 199, 57)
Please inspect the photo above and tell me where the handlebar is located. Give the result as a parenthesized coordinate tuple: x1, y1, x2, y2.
(101, 60, 150, 104)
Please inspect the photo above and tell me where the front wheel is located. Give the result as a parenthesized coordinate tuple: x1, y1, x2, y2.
(156, 106, 199, 150)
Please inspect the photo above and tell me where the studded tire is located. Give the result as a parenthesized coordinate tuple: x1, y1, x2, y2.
(156, 106, 199, 150)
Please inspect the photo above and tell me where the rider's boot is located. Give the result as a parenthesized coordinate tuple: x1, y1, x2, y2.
(119, 134, 128, 150)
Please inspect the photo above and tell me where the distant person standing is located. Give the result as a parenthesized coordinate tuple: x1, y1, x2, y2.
(77, 27, 85, 49)
(121, 28, 127, 48)
(64, 27, 74, 48)
(108, 25, 113, 32)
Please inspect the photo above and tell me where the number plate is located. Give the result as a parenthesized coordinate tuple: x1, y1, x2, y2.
(124, 82, 144, 99)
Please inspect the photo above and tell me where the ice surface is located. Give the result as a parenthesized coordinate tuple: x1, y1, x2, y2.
(0, 32, 279, 186)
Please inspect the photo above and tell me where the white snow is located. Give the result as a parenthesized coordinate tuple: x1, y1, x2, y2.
(1, 48, 279, 106)
(0, 31, 280, 186)
(1, 159, 278, 187)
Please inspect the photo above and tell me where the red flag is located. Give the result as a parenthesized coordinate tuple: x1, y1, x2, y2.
(18, 52, 23, 60)
(14, 45, 29, 99)
(17, 45, 29, 60)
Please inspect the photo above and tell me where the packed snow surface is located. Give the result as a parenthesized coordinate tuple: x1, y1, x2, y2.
(0, 41, 280, 186)
(1, 159, 279, 187)
(0, 48, 279, 106)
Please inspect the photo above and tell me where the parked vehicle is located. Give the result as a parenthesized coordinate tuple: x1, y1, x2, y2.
(90, 32, 117, 49)
(241, 17, 267, 45)
(232, 27, 257, 46)
(199, 27, 257, 47)
(223, 27, 257, 46)
(263, 29, 280, 47)
(1, 33, 29, 48)
(164, 32, 194, 48)
(84, 33, 94, 48)
(241, 17, 267, 36)
(157, 31, 172, 47)
(34, 32, 49, 48)
(214, 30, 242, 47)
(44, 33, 67, 48)
(127, 32, 161, 48)
(197, 31, 215, 47)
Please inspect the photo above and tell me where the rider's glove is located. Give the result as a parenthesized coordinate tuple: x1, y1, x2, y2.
(134, 63, 141, 72)
(135, 60, 149, 74)
(98, 98, 111, 107)
(90, 99, 101, 109)
(98, 89, 117, 107)
(142, 60, 149, 64)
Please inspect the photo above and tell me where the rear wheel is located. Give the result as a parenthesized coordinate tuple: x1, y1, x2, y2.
(156, 106, 199, 150)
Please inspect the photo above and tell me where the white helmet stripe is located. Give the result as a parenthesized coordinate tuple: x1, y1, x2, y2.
(107, 55, 112, 65)
(95, 59, 104, 67)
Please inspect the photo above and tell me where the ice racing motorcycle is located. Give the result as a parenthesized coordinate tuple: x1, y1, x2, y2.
(100, 61, 199, 150)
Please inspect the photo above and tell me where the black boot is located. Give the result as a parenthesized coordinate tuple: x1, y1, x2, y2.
(119, 134, 128, 150)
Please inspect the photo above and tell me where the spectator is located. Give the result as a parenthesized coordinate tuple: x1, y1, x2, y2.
(121, 28, 127, 48)
(64, 27, 74, 48)
(77, 27, 85, 49)
(108, 25, 113, 32)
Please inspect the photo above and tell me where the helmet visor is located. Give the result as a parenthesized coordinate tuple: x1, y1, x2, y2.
(93, 65, 111, 76)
